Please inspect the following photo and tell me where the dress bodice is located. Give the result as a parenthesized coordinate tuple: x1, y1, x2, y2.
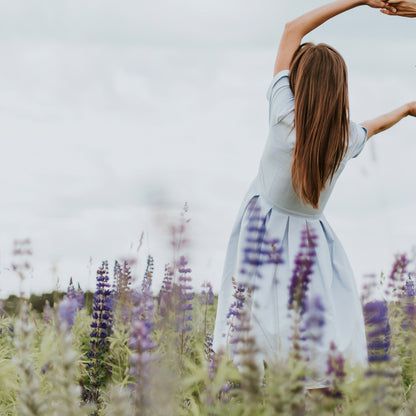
(257, 70, 368, 219)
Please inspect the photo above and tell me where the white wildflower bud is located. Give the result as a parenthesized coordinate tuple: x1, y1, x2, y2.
(14, 302, 47, 416)
(104, 385, 135, 415)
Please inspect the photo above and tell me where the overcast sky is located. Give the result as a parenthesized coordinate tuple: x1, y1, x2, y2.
(0, 0, 415, 297)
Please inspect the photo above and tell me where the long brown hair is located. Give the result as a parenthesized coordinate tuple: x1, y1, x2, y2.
(289, 43, 349, 209)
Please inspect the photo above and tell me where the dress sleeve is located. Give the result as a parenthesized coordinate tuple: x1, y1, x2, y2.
(347, 121, 368, 159)
(266, 69, 295, 127)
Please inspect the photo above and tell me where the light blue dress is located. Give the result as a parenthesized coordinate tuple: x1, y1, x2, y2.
(213, 70, 368, 388)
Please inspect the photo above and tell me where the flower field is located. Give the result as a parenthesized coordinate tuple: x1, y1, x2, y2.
(1, 209, 416, 415)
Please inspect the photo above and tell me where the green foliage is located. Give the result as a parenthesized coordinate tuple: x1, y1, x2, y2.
(3, 260, 416, 415)
(1, 291, 95, 316)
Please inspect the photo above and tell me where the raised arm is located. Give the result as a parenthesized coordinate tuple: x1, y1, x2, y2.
(361, 102, 416, 139)
(381, 0, 416, 16)
(274, 0, 387, 76)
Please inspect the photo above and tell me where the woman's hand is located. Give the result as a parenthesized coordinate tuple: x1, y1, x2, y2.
(381, 0, 416, 16)
(364, 0, 388, 8)
(408, 102, 416, 117)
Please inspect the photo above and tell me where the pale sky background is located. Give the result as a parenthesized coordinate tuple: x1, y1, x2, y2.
(0, 0, 415, 297)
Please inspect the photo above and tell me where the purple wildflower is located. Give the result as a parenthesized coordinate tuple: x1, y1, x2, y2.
(142, 255, 154, 294)
(288, 226, 317, 315)
(225, 277, 253, 357)
(200, 281, 214, 306)
(240, 198, 283, 293)
(363, 300, 390, 363)
(76, 283, 85, 310)
(323, 342, 346, 399)
(112, 260, 122, 292)
(58, 296, 79, 329)
(83, 261, 114, 405)
(116, 260, 133, 297)
(204, 332, 216, 380)
(112, 260, 133, 322)
(405, 274, 416, 297)
(66, 278, 85, 310)
(129, 289, 157, 415)
(158, 264, 174, 317)
(129, 317, 157, 360)
(67, 277, 76, 300)
(387, 253, 409, 298)
(225, 277, 261, 403)
(177, 255, 194, 354)
(301, 295, 326, 346)
(226, 278, 247, 322)
(201, 281, 214, 336)
(326, 342, 346, 379)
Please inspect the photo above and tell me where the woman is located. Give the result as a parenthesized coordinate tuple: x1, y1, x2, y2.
(213, 0, 416, 390)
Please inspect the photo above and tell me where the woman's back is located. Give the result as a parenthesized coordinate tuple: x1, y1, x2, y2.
(255, 69, 367, 219)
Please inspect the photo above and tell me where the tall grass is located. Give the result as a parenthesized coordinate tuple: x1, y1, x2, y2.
(1, 208, 416, 415)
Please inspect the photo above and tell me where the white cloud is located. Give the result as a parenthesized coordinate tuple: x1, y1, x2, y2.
(0, 1, 415, 296)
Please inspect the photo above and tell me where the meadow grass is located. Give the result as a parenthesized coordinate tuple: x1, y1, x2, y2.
(1, 212, 416, 415)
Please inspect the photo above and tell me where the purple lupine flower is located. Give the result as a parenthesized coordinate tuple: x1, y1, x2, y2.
(204, 332, 216, 381)
(226, 278, 247, 322)
(177, 255, 194, 354)
(116, 260, 132, 297)
(387, 253, 409, 298)
(200, 281, 214, 306)
(159, 264, 174, 317)
(83, 261, 114, 405)
(201, 281, 214, 337)
(288, 226, 317, 315)
(76, 283, 85, 310)
(405, 275, 416, 297)
(66, 278, 85, 310)
(241, 201, 267, 271)
(323, 342, 346, 399)
(112, 260, 122, 293)
(225, 277, 248, 352)
(239, 198, 283, 295)
(142, 255, 154, 294)
(113, 260, 133, 323)
(113, 258, 134, 307)
(67, 277, 76, 300)
(363, 300, 390, 363)
(90, 261, 113, 341)
(326, 342, 346, 379)
(301, 295, 326, 345)
(224, 277, 261, 399)
(129, 318, 157, 360)
(129, 289, 157, 415)
(58, 296, 79, 329)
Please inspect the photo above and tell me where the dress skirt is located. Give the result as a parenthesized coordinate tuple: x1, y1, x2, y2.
(212, 192, 368, 389)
